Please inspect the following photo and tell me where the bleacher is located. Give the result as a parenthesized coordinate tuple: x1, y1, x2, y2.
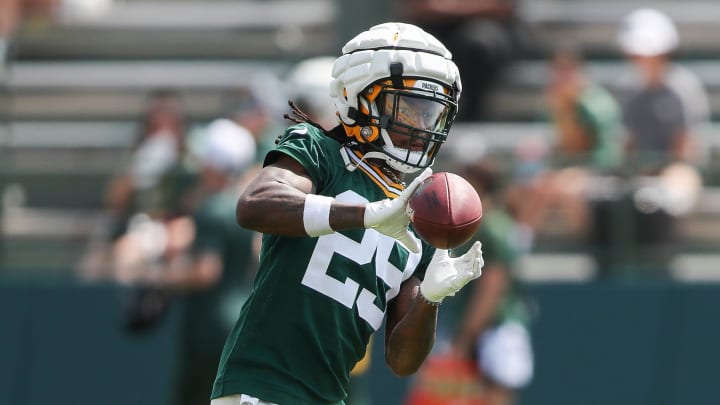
(3, 0, 720, 280)
(15, 0, 337, 60)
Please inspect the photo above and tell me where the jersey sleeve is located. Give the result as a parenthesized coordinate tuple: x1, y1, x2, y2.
(264, 124, 337, 190)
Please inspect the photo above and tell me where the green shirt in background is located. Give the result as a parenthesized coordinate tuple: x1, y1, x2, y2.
(572, 84, 624, 171)
(187, 191, 256, 345)
(446, 209, 533, 330)
(544, 83, 624, 172)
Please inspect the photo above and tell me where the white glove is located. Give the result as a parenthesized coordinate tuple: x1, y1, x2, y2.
(364, 168, 432, 253)
(420, 241, 484, 303)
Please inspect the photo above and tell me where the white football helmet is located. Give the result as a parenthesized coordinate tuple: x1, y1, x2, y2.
(330, 22, 462, 173)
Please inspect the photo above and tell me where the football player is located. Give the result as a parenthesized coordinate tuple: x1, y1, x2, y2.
(211, 22, 484, 405)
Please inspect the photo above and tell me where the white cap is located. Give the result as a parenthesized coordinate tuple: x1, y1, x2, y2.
(617, 8, 679, 57)
(198, 118, 256, 173)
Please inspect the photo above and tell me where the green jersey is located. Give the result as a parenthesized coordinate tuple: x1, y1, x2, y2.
(568, 84, 624, 171)
(448, 209, 533, 328)
(212, 124, 435, 404)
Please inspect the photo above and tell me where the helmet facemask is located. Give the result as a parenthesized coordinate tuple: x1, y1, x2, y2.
(352, 78, 458, 173)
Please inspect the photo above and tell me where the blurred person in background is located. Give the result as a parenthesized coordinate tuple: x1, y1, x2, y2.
(107, 89, 190, 229)
(519, 44, 626, 269)
(406, 159, 535, 405)
(546, 45, 624, 174)
(618, 8, 710, 144)
(210, 22, 484, 405)
(79, 88, 193, 282)
(112, 93, 259, 333)
(396, 0, 528, 121)
(103, 106, 258, 404)
(614, 8, 706, 275)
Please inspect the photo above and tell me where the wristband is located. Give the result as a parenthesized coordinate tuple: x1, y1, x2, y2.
(303, 194, 335, 237)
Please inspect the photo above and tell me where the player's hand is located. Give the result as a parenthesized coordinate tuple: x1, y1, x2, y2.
(364, 168, 432, 253)
(420, 241, 484, 303)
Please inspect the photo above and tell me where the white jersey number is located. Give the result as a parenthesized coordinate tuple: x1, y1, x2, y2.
(301, 190, 421, 330)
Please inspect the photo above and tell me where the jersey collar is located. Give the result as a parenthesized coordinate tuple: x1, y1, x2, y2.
(339, 146, 404, 198)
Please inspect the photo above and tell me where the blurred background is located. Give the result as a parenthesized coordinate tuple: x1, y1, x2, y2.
(1, 1, 720, 404)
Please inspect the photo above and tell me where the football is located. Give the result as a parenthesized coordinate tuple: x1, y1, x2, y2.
(408, 172, 483, 249)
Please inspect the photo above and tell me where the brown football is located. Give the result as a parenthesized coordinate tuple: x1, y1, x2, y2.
(408, 172, 483, 249)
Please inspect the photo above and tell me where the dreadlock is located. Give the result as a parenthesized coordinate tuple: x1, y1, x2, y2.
(283, 100, 325, 129)
(280, 100, 347, 144)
